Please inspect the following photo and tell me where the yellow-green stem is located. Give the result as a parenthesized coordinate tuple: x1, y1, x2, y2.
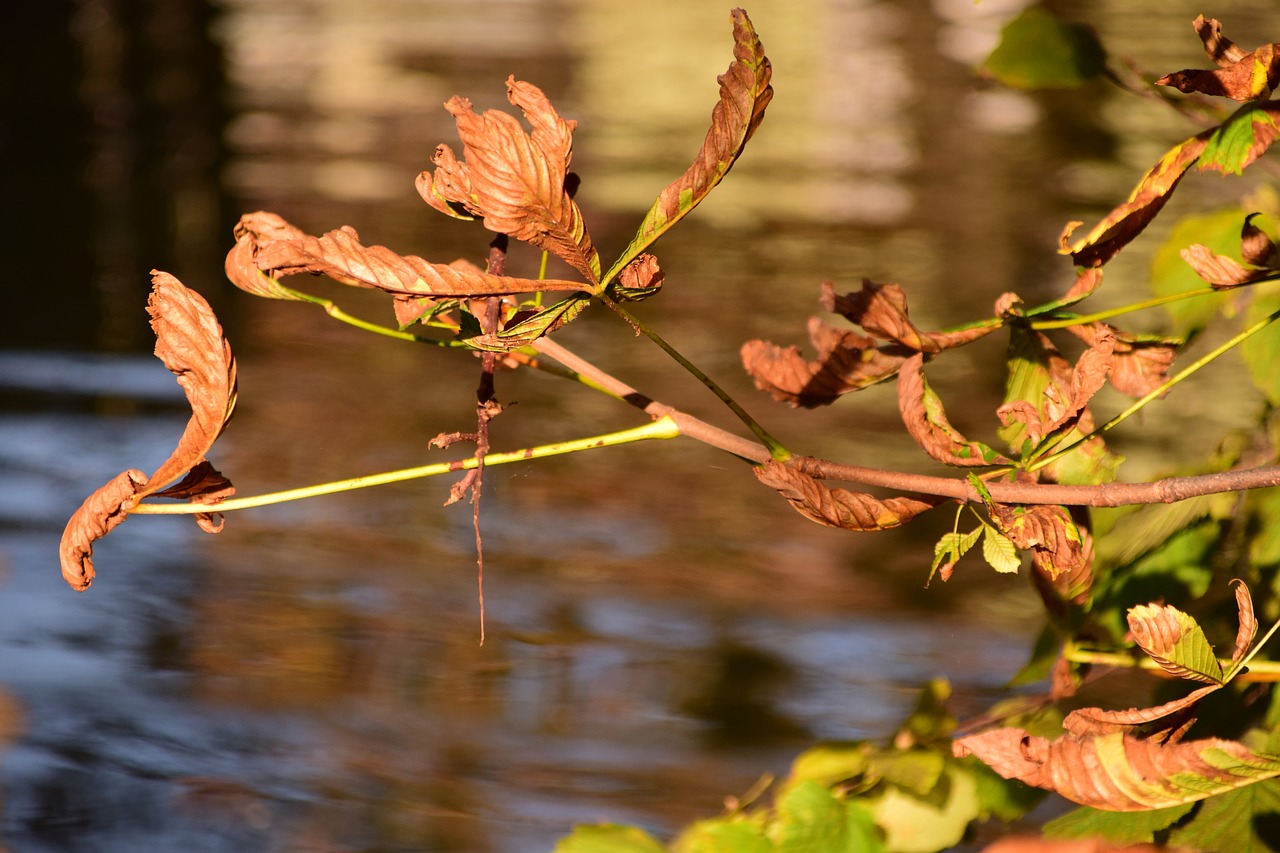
(131, 417, 682, 515)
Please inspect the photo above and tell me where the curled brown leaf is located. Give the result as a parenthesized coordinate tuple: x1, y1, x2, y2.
(59, 273, 239, 590)
(998, 327, 1114, 444)
(897, 354, 1011, 467)
(826, 280, 996, 352)
(991, 503, 1091, 590)
(1063, 683, 1220, 740)
(1068, 323, 1177, 399)
(754, 460, 942, 531)
(1156, 17, 1280, 101)
(59, 469, 148, 591)
(741, 319, 907, 408)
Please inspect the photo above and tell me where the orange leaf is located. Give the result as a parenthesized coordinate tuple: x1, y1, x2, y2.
(754, 460, 941, 531)
(741, 319, 907, 408)
(417, 77, 600, 282)
(897, 354, 1011, 467)
(826, 280, 996, 353)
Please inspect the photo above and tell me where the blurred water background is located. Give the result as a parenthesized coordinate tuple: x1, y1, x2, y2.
(2, 0, 1278, 850)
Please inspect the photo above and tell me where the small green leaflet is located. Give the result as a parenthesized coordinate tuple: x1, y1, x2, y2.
(982, 525, 1021, 574)
(930, 527, 981, 581)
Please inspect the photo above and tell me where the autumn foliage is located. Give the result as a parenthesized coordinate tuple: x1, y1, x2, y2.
(60, 8, 1280, 852)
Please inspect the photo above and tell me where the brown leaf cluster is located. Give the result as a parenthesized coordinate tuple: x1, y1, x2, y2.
(742, 280, 997, 408)
(59, 273, 237, 591)
(1156, 16, 1280, 101)
(997, 328, 1115, 447)
(416, 77, 601, 283)
(753, 460, 942, 531)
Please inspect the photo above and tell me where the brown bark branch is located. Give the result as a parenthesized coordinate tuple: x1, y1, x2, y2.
(529, 337, 1280, 509)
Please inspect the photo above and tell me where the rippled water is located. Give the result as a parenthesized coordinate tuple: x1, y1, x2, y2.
(4, 0, 1279, 849)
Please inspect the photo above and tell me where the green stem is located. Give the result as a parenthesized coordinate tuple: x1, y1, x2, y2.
(1029, 306, 1280, 473)
(1029, 288, 1222, 330)
(293, 290, 465, 345)
(600, 296, 791, 461)
(1066, 642, 1280, 681)
(131, 417, 682, 515)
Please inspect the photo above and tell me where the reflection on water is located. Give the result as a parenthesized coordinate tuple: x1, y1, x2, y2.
(4, 0, 1280, 848)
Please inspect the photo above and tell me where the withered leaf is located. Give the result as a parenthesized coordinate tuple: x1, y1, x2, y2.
(1181, 212, 1280, 287)
(1068, 323, 1177, 399)
(953, 727, 1280, 811)
(1127, 602, 1224, 684)
(998, 326, 1114, 445)
(417, 77, 601, 282)
(237, 215, 588, 300)
(826, 280, 996, 353)
(605, 8, 773, 285)
(1060, 130, 1213, 268)
(991, 503, 1090, 587)
(1063, 683, 1221, 740)
(897, 354, 1011, 467)
(146, 271, 238, 494)
(59, 273, 239, 590)
(1156, 17, 1280, 101)
(226, 212, 310, 301)
(754, 460, 942, 531)
(741, 318, 907, 408)
(1229, 579, 1258, 665)
(59, 469, 147, 591)
(608, 253, 665, 302)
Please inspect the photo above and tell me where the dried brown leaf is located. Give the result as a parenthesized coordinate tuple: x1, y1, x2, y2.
(1063, 684, 1220, 739)
(991, 503, 1090, 583)
(59, 274, 239, 591)
(146, 271, 238, 494)
(242, 217, 587, 299)
(754, 460, 941, 531)
(417, 77, 600, 282)
(1068, 323, 1177, 399)
(825, 280, 996, 352)
(1242, 212, 1278, 266)
(741, 319, 907, 408)
(59, 469, 148, 592)
(1230, 579, 1258, 665)
(898, 354, 1012, 467)
(1180, 243, 1262, 287)
(226, 212, 310, 300)
(953, 727, 1280, 811)
(998, 328, 1114, 443)
(1156, 17, 1280, 101)
(610, 253, 664, 302)
(1061, 131, 1213, 267)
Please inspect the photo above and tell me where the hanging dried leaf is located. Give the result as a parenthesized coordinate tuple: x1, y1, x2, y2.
(59, 273, 239, 590)
(1242, 212, 1278, 265)
(1067, 323, 1177, 399)
(826, 280, 997, 353)
(1156, 17, 1280, 101)
(604, 8, 773, 284)
(235, 215, 587, 300)
(417, 77, 601, 282)
(741, 319, 907, 408)
(1060, 131, 1213, 267)
(1127, 602, 1225, 684)
(1229, 579, 1258, 665)
(754, 460, 942, 531)
(953, 728, 1280, 811)
(59, 469, 148, 591)
(897, 354, 1011, 467)
(225, 211, 311, 301)
(146, 271, 238, 493)
(998, 326, 1114, 445)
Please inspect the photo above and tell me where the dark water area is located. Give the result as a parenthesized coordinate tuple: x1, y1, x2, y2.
(2, 0, 1279, 850)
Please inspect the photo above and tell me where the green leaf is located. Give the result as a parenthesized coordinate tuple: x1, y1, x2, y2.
(785, 743, 871, 792)
(982, 525, 1021, 574)
(555, 823, 667, 853)
(770, 781, 884, 853)
(969, 759, 1045, 823)
(674, 817, 771, 853)
(1199, 103, 1280, 177)
(929, 527, 981, 579)
(867, 766, 979, 853)
(1150, 208, 1243, 339)
(1167, 777, 1280, 852)
(981, 7, 1106, 90)
(1241, 281, 1280, 405)
(602, 9, 773, 286)
(1043, 802, 1194, 843)
(465, 293, 593, 351)
(1128, 602, 1225, 684)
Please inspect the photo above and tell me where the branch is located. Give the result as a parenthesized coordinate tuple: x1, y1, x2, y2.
(530, 338, 1280, 509)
